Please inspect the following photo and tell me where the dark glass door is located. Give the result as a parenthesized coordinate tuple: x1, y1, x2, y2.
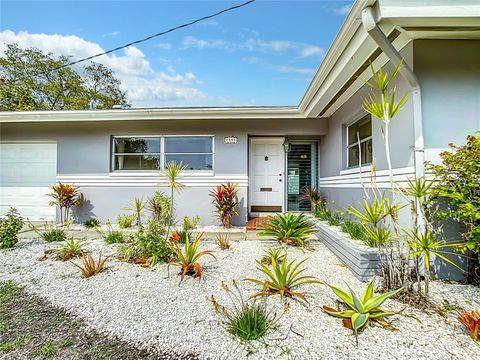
(287, 142, 318, 211)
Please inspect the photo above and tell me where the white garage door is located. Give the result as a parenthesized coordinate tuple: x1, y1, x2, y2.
(0, 143, 57, 221)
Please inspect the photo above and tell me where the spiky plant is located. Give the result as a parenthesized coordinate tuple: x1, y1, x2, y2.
(323, 278, 402, 341)
(162, 161, 187, 239)
(97, 224, 125, 244)
(348, 197, 390, 227)
(72, 253, 108, 278)
(55, 239, 85, 261)
(124, 197, 146, 226)
(299, 186, 325, 212)
(83, 218, 99, 228)
(257, 213, 316, 247)
(147, 191, 172, 225)
(168, 233, 215, 284)
(246, 254, 321, 302)
(260, 247, 286, 266)
(216, 234, 230, 250)
(458, 309, 480, 341)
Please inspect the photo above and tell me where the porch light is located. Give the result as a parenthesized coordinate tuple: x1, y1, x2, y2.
(282, 139, 291, 153)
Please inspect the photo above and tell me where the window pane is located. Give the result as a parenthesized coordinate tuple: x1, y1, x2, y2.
(114, 138, 160, 154)
(114, 155, 160, 170)
(348, 145, 359, 167)
(165, 136, 212, 153)
(165, 154, 213, 171)
(361, 139, 373, 165)
(348, 116, 371, 145)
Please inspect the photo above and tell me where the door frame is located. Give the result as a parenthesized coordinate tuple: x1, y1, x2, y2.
(248, 136, 286, 215)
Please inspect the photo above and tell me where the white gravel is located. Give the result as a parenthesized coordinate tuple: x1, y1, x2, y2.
(1, 233, 479, 360)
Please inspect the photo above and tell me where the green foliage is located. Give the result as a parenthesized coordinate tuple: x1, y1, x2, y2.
(0, 208, 24, 249)
(427, 133, 480, 283)
(299, 186, 325, 212)
(340, 220, 368, 242)
(117, 214, 136, 229)
(0, 44, 128, 111)
(175, 216, 201, 243)
(147, 191, 172, 225)
(260, 247, 286, 266)
(55, 239, 85, 261)
(97, 224, 125, 244)
(83, 218, 100, 228)
(29, 222, 67, 243)
(162, 161, 187, 239)
(211, 280, 275, 342)
(315, 208, 343, 226)
(347, 197, 390, 227)
(323, 278, 401, 337)
(209, 182, 240, 228)
(47, 182, 82, 225)
(247, 254, 321, 302)
(362, 225, 391, 247)
(257, 213, 316, 247)
(168, 233, 215, 283)
(124, 197, 146, 226)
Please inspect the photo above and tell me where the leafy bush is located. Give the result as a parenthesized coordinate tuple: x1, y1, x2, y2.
(168, 233, 215, 283)
(83, 217, 99, 228)
(211, 280, 277, 342)
(257, 213, 316, 247)
(247, 254, 321, 302)
(55, 239, 86, 261)
(97, 224, 125, 244)
(458, 309, 480, 341)
(0, 208, 24, 249)
(147, 191, 172, 224)
(209, 182, 240, 228)
(47, 182, 82, 225)
(117, 214, 136, 229)
(175, 215, 201, 243)
(427, 132, 480, 284)
(73, 253, 108, 278)
(323, 278, 402, 338)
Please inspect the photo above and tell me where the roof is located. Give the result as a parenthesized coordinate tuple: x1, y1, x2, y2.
(1, 0, 479, 123)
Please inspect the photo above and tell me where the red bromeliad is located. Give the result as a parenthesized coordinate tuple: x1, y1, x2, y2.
(458, 309, 480, 341)
(209, 182, 239, 228)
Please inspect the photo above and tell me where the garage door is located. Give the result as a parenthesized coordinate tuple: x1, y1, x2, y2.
(0, 143, 57, 221)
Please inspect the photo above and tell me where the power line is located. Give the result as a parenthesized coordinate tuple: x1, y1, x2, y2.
(11, 0, 256, 82)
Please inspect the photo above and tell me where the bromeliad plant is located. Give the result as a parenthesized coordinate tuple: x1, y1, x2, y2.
(257, 213, 316, 247)
(47, 182, 82, 226)
(55, 239, 86, 261)
(73, 253, 108, 278)
(247, 254, 321, 302)
(168, 233, 215, 284)
(323, 278, 402, 340)
(458, 309, 480, 341)
(209, 182, 240, 228)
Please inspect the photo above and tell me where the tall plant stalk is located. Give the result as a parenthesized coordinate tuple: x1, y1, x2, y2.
(162, 161, 187, 240)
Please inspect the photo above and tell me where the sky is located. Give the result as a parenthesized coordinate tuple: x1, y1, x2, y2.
(1, 0, 353, 108)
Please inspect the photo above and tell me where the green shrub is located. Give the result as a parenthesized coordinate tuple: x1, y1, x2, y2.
(117, 214, 136, 229)
(0, 208, 24, 249)
(315, 208, 344, 226)
(83, 217, 100, 228)
(40, 223, 67, 243)
(257, 213, 316, 247)
(175, 215, 201, 243)
(340, 220, 366, 241)
(147, 191, 172, 225)
(97, 224, 125, 244)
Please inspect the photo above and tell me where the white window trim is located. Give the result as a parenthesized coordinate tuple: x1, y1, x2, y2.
(111, 135, 214, 173)
(346, 116, 372, 169)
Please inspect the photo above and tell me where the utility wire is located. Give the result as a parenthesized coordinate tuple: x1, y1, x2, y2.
(11, 0, 256, 82)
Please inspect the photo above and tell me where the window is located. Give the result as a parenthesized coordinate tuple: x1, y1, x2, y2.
(347, 116, 372, 168)
(111, 136, 213, 172)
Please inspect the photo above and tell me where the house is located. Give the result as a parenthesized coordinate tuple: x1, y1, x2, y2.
(1, 0, 479, 232)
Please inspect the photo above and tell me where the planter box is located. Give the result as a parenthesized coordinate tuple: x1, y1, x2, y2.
(314, 220, 381, 282)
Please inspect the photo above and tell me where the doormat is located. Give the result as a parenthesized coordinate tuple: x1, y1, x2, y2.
(246, 217, 270, 230)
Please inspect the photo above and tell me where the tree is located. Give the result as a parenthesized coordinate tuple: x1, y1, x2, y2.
(0, 43, 129, 111)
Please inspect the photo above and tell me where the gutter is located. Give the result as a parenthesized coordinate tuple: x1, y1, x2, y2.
(361, 6, 425, 180)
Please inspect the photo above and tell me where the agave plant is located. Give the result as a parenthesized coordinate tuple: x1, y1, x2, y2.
(168, 233, 215, 283)
(323, 278, 402, 338)
(246, 254, 321, 302)
(458, 309, 480, 341)
(72, 253, 109, 278)
(257, 213, 316, 247)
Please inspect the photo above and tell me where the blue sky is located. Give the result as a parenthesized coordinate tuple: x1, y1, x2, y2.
(1, 0, 353, 107)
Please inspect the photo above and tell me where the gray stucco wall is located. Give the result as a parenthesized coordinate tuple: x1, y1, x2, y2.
(1, 118, 327, 226)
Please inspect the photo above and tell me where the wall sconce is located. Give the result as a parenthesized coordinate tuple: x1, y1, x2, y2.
(282, 139, 291, 153)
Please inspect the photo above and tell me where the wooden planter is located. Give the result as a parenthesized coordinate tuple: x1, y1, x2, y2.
(314, 220, 381, 281)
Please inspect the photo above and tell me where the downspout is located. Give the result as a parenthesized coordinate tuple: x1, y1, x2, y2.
(361, 6, 425, 182)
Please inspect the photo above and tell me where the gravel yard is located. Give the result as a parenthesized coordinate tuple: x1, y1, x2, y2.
(1, 232, 479, 360)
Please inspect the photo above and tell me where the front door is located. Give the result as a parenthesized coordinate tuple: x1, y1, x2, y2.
(249, 137, 285, 213)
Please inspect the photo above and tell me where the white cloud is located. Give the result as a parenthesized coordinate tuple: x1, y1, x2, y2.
(155, 43, 172, 50)
(241, 57, 315, 75)
(0, 30, 206, 107)
(334, 5, 351, 16)
(102, 31, 120, 38)
(182, 35, 325, 59)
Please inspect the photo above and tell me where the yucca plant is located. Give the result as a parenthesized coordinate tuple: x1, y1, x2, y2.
(209, 182, 240, 228)
(124, 197, 146, 226)
(299, 186, 325, 212)
(72, 253, 108, 278)
(404, 228, 462, 298)
(162, 161, 187, 239)
(47, 182, 82, 226)
(246, 254, 321, 302)
(260, 247, 286, 266)
(55, 239, 85, 261)
(168, 233, 215, 283)
(348, 197, 390, 227)
(211, 280, 277, 342)
(257, 213, 316, 247)
(323, 278, 402, 341)
(216, 234, 230, 250)
(458, 309, 480, 341)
